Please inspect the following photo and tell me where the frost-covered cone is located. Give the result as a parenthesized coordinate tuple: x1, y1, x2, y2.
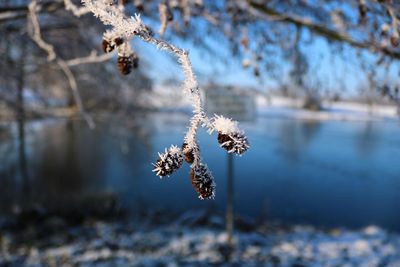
(102, 35, 124, 53)
(190, 164, 215, 200)
(114, 37, 124, 46)
(153, 145, 183, 177)
(182, 143, 195, 164)
(218, 132, 249, 155)
(102, 39, 114, 53)
(212, 115, 250, 155)
(117, 54, 133, 75)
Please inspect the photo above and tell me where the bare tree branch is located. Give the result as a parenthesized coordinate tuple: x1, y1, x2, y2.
(66, 50, 112, 67)
(27, 0, 112, 128)
(0, 1, 63, 23)
(246, 0, 400, 59)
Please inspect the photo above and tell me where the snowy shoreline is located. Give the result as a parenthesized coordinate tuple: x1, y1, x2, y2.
(1, 211, 399, 267)
(143, 85, 400, 122)
(257, 96, 399, 122)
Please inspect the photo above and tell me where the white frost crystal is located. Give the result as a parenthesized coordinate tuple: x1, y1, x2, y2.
(210, 115, 239, 135)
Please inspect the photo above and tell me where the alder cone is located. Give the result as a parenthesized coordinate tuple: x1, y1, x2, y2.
(218, 132, 249, 155)
(218, 132, 230, 144)
(114, 37, 124, 46)
(182, 143, 195, 164)
(190, 164, 215, 200)
(153, 145, 183, 177)
(117, 56, 133, 75)
(102, 39, 114, 53)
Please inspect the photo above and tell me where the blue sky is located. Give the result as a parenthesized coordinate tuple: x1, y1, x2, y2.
(133, 23, 399, 96)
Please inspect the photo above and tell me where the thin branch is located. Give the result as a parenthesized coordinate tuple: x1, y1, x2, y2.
(28, 0, 109, 128)
(246, 0, 400, 59)
(384, 3, 399, 40)
(57, 59, 95, 128)
(63, 0, 89, 17)
(28, 1, 56, 61)
(66, 50, 112, 66)
(0, 1, 63, 23)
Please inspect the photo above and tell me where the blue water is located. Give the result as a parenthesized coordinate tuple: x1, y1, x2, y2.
(1, 113, 400, 231)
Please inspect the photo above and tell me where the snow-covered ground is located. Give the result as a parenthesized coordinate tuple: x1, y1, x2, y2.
(258, 96, 399, 121)
(1, 211, 399, 267)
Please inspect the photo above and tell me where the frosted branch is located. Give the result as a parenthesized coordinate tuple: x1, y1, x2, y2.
(63, 0, 90, 17)
(81, 0, 250, 199)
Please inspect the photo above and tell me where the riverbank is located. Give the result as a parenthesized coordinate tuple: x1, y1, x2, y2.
(257, 96, 399, 121)
(1, 210, 399, 267)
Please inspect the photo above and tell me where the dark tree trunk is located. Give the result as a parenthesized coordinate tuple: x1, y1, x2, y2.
(16, 34, 29, 189)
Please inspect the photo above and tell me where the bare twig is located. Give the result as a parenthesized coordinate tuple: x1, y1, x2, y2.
(66, 50, 112, 66)
(57, 59, 95, 128)
(245, 0, 400, 59)
(63, 0, 89, 17)
(28, 1, 56, 61)
(27, 0, 115, 128)
(0, 1, 63, 23)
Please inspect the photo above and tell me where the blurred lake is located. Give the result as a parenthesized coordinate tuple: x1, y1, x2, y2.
(1, 112, 400, 231)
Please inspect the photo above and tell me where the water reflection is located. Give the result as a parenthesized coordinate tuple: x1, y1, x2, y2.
(278, 119, 321, 161)
(356, 121, 381, 157)
(1, 113, 400, 231)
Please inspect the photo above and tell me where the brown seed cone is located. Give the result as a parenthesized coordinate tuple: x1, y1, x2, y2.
(218, 133, 230, 145)
(154, 158, 173, 176)
(218, 132, 249, 155)
(114, 37, 124, 46)
(102, 39, 114, 53)
(117, 56, 133, 75)
(190, 164, 215, 200)
(153, 145, 183, 177)
(182, 143, 195, 164)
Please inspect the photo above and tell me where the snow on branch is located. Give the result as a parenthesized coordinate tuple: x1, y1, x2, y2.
(82, 0, 250, 199)
(64, 0, 90, 17)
